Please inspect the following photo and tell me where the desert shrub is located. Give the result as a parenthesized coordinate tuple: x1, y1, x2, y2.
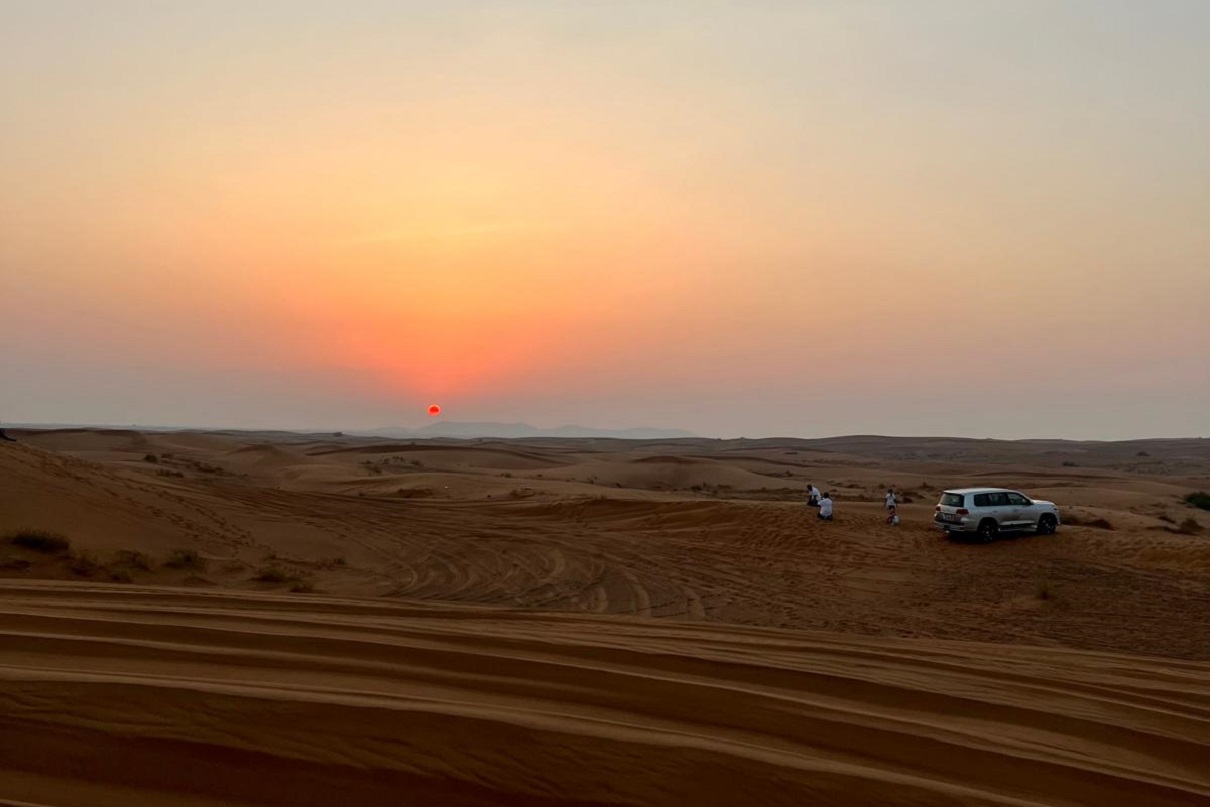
(1158, 513, 1176, 524)
(254, 565, 296, 583)
(156, 469, 185, 478)
(68, 551, 101, 577)
(1035, 581, 1055, 601)
(1184, 492, 1210, 511)
(333, 556, 347, 566)
(164, 548, 207, 570)
(114, 549, 153, 570)
(1136, 451, 1150, 457)
(8, 529, 71, 553)
(143, 453, 159, 463)
(0, 555, 32, 571)
(1061, 460, 1079, 467)
(108, 569, 134, 583)
(1177, 517, 1204, 535)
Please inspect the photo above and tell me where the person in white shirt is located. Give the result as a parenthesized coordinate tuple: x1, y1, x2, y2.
(885, 488, 897, 510)
(817, 493, 833, 521)
(806, 484, 821, 507)
(885, 488, 899, 525)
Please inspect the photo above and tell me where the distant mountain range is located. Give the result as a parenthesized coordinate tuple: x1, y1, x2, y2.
(353, 422, 697, 440)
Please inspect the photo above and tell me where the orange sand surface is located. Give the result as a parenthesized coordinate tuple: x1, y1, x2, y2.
(3, 431, 1209, 805)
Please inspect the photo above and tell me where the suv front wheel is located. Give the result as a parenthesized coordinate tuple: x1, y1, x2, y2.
(1037, 514, 1057, 535)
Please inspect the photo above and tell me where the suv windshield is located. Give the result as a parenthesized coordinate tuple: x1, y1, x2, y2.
(940, 492, 965, 507)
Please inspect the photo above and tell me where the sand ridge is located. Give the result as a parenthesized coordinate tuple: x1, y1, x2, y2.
(1, 581, 1208, 806)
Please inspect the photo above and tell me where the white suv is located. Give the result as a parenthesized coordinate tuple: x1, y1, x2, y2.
(934, 487, 1060, 542)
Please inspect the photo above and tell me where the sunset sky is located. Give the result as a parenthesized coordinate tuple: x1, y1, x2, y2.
(2, 1, 1207, 439)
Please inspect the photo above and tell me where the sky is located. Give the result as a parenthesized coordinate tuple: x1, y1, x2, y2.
(2, 1, 1208, 439)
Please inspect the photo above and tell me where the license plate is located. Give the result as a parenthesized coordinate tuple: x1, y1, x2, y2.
(941, 514, 958, 522)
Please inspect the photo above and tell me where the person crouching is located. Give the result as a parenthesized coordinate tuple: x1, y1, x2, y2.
(817, 492, 833, 521)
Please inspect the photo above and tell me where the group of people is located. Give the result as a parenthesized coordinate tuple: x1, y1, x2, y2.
(804, 484, 833, 520)
(805, 484, 900, 525)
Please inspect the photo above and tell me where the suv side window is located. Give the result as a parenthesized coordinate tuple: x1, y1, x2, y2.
(973, 493, 990, 507)
(1005, 492, 1030, 506)
(987, 493, 1009, 507)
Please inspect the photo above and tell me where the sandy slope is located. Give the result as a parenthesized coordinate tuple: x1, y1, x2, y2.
(5, 436, 1210, 658)
(1, 581, 1207, 807)
(3, 431, 1210, 805)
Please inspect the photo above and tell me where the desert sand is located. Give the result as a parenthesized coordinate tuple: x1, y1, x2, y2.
(2, 429, 1209, 805)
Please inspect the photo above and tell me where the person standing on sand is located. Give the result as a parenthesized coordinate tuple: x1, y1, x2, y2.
(818, 492, 833, 521)
(885, 488, 905, 527)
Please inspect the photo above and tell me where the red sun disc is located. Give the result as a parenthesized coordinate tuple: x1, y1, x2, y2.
(427, 404, 441, 416)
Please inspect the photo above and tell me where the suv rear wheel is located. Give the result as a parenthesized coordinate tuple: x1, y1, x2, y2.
(977, 519, 999, 543)
(1037, 514, 1057, 535)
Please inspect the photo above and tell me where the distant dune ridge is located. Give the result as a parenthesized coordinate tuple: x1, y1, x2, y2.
(2, 428, 1210, 805)
(356, 421, 698, 439)
(4, 420, 698, 440)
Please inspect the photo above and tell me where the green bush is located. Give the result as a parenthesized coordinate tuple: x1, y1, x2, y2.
(8, 529, 71, 553)
(1184, 492, 1210, 511)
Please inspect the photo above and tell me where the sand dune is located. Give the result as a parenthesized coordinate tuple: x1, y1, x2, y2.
(1, 581, 1207, 807)
(4, 431, 1210, 804)
(4, 437, 1210, 654)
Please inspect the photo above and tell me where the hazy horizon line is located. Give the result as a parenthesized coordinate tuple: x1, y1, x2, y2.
(3, 420, 1205, 445)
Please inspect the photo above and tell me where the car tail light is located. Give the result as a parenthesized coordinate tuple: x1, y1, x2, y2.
(957, 508, 969, 515)
(935, 505, 941, 512)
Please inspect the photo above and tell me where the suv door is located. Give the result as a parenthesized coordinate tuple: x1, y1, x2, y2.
(972, 492, 1008, 531)
(985, 492, 1012, 528)
(1004, 492, 1033, 530)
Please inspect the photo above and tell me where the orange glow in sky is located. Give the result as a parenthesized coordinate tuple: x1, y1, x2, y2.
(1, 3, 1207, 437)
